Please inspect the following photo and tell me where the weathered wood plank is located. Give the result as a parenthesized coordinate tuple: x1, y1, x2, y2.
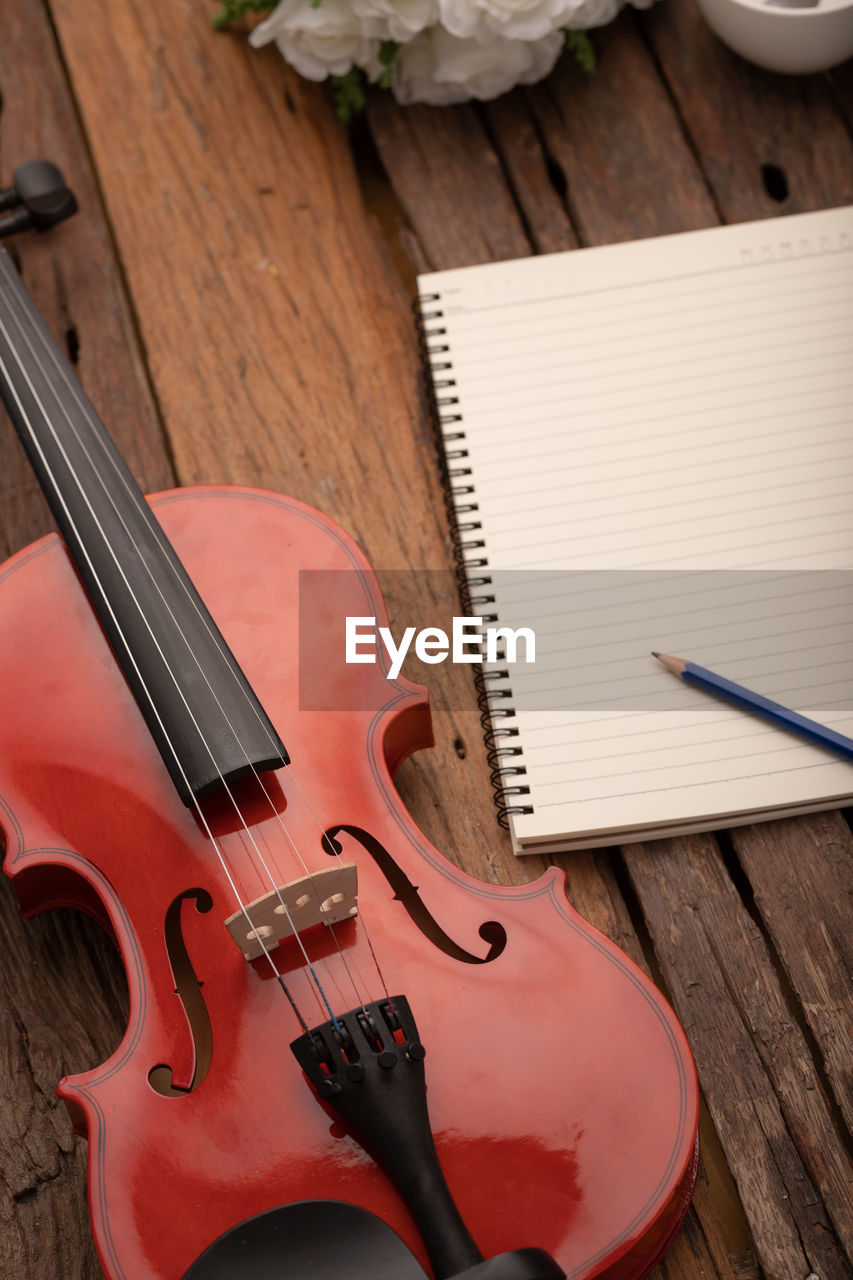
(0, 2, 170, 556)
(641, 0, 853, 219)
(557, 851, 745, 1280)
(0, 902, 127, 1279)
(519, 14, 718, 246)
(367, 97, 532, 270)
(480, 93, 580, 257)
(655, 1167, 744, 1280)
(623, 832, 853, 1280)
(730, 811, 853, 1137)
(0, 2, 171, 1276)
(830, 62, 853, 135)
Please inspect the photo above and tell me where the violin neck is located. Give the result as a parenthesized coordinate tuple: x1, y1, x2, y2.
(0, 247, 288, 804)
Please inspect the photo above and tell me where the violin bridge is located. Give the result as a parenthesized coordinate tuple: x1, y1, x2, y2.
(225, 862, 358, 961)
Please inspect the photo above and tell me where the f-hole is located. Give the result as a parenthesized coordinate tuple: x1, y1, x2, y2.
(324, 825, 506, 964)
(148, 888, 214, 1097)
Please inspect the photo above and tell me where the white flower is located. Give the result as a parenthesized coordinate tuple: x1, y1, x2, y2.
(247, 0, 647, 108)
(438, 0, 573, 42)
(249, 0, 382, 82)
(393, 25, 564, 104)
(561, 0, 623, 26)
(350, 0, 440, 42)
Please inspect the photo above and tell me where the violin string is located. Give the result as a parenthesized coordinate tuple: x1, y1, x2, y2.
(0, 254, 378, 1017)
(0, 336, 311, 1033)
(0, 278, 339, 1026)
(1, 253, 392, 1012)
(0, 305, 333, 1026)
(0, 261, 367, 1017)
(287, 772, 394, 1006)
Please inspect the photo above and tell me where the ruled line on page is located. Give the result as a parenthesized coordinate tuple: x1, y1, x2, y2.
(489, 465, 853, 537)
(456, 327, 851, 395)
(455, 357, 852, 424)
(528, 731, 853, 785)
(468, 463, 850, 522)
(435, 247, 853, 325)
(509, 672, 853, 713)
(484, 500, 853, 562)
(480, 568, 802, 607)
(470, 404, 852, 467)
(446, 295, 852, 366)
(531, 759, 852, 808)
(515, 706, 853, 757)
(501, 576, 842, 626)
(479, 458, 850, 532)
(454, 380, 853, 447)
(442, 282, 853, 352)
(514, 688, 853, 741)
(456, 304, 852, 369)
(492, 575, 853, 631)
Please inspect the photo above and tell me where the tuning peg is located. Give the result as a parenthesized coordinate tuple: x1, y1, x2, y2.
(0, 160, 77, 240)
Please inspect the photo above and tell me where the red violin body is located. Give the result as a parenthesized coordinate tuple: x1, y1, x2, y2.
(0, 484, 698, 1280)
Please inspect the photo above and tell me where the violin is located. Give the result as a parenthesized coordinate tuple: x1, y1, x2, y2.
(0, 163, 699, 1280)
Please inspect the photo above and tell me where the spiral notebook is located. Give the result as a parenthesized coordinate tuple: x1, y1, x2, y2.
(418, 205, 853, 854)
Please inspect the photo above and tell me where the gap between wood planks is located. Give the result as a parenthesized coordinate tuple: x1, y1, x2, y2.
(41, 0, 179, 491)
(717, 826, 853, 1169)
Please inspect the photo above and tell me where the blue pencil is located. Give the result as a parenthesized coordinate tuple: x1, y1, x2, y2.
(652, 651, 853, 762)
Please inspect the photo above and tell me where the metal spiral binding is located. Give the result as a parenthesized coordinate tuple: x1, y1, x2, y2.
(415, 292, 532, 829)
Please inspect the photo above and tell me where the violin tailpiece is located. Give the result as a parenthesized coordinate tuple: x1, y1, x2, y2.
(292, 994, 483, 1280)
(290, 995, 566, 1280)
(224, 862, 358, 960)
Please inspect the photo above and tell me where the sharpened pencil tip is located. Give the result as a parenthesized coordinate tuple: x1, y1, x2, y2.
(651, 651, 660, 658)
(655, 652, 686, 676)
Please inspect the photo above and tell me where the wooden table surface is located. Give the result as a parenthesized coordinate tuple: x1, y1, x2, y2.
(1, 1, 852, 1277)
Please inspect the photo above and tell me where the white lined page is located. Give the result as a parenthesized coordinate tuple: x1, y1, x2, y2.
(419, 207, 853, 852)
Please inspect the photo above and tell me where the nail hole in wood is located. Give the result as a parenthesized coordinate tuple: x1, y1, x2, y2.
(453, 737, 467, 759)
(545, 155, 568, 201)
(761, 163, 788, 202)
(65, 325, 80, 365)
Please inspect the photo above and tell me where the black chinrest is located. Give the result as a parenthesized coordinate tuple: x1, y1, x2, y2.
(183, 1200, 565, 1279)
(183, 1199, 430, 1279)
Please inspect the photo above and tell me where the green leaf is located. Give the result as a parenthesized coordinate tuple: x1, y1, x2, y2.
(331, 68, 368, 124)
(564, 29, 596, 73)
(378, 40, 400, 90)
(212, 0, 276, 29)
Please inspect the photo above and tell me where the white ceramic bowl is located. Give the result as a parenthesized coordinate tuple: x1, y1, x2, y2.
(696, 0, 853, 74)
